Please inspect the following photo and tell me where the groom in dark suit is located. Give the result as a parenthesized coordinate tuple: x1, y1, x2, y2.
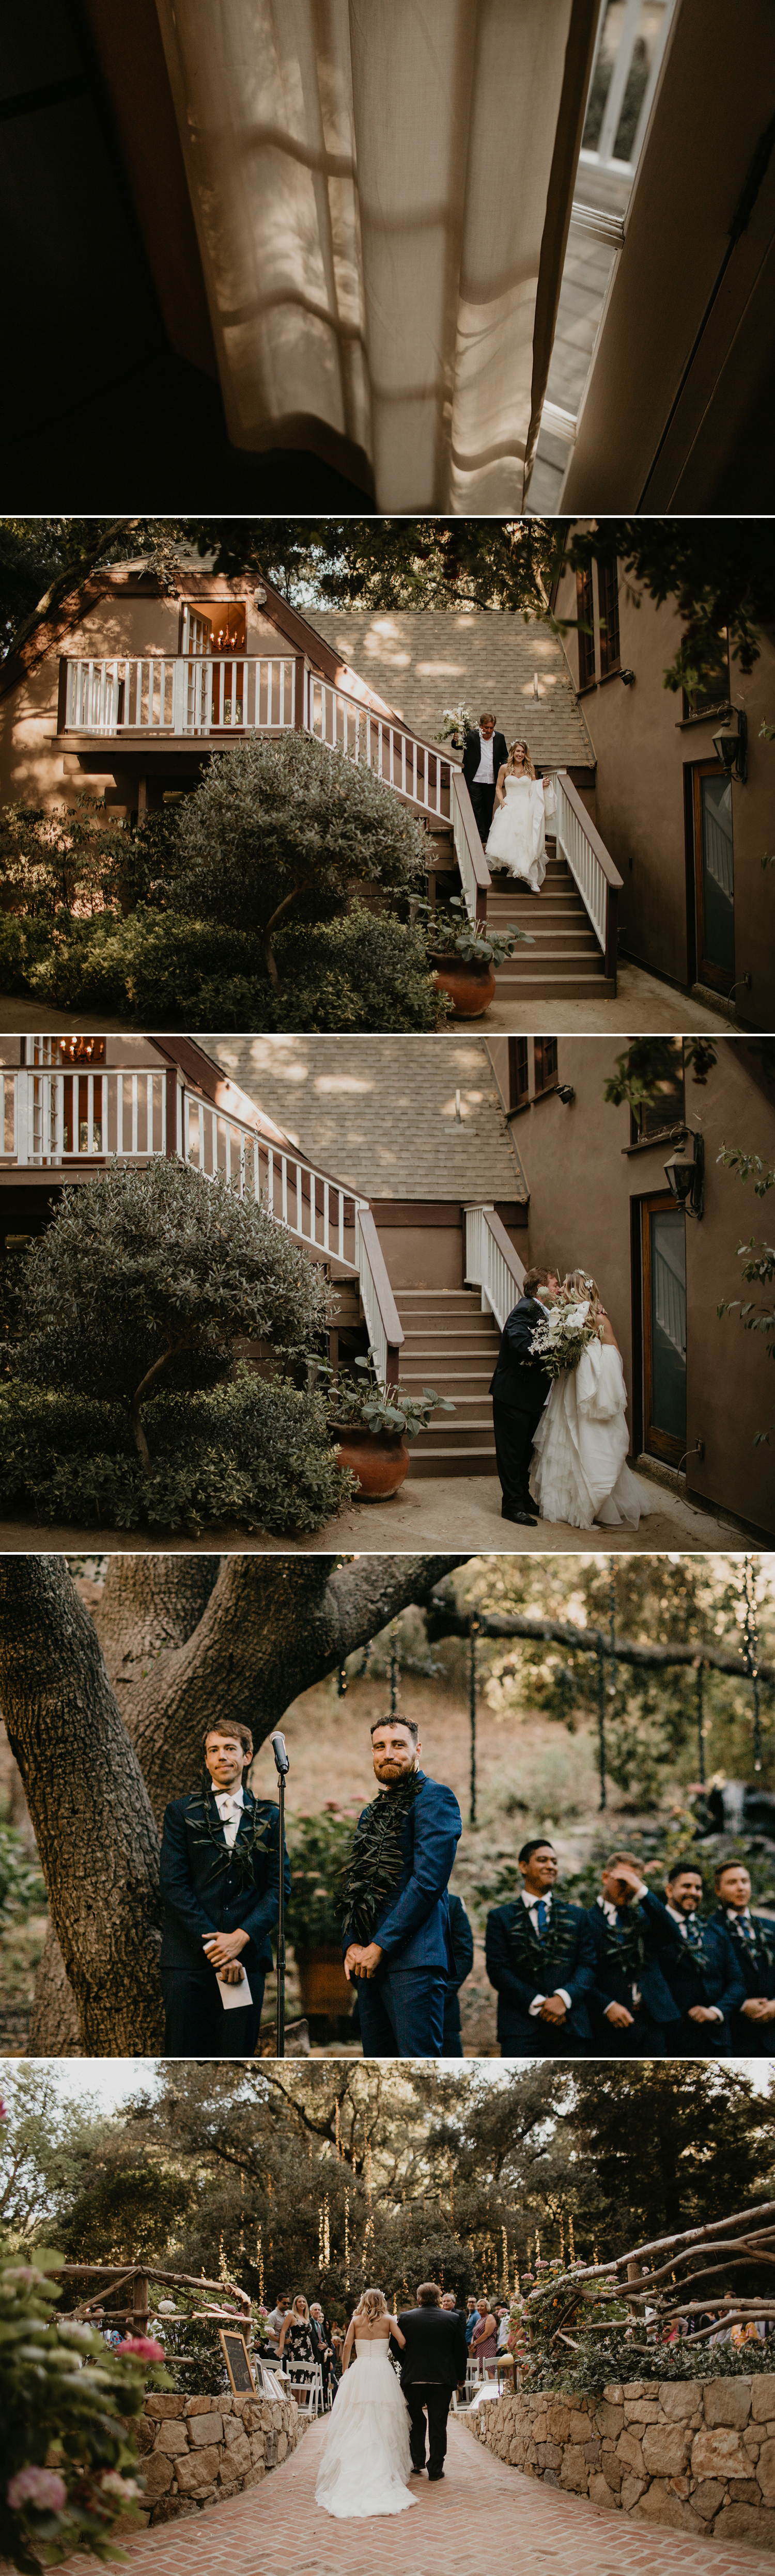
(489, 1263, 558, 1525)
(342, 1717, 461, 2060)
(393, 2283, 468, 2479)
(462, 712, 508, 844)
(160, 1722, 289, 2057)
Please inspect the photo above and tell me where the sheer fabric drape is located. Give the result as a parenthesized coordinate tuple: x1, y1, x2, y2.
(153, 0, 595, 507)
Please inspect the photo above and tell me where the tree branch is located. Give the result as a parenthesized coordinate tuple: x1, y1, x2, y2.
(427, 1603, 775, 1686)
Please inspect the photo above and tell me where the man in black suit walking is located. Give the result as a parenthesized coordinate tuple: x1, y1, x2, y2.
(462, 712, 508, 845)
(160, 1721, 289, 2057)
(393, 2282, 468, 2479)
(489, 1263, 558, 1525)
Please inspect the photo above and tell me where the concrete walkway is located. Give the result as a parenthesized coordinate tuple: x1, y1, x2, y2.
(0, 1472, 748, 1557)
(53, 2420, 770, 2576)
(0, 970, 737, 1042)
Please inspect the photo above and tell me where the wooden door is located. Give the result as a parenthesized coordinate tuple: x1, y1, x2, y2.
(692, 761, 735, 994)
(640, 1194, 687, 1466)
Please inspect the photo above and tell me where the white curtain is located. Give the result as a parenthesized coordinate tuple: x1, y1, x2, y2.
(153, 0, 596, 509)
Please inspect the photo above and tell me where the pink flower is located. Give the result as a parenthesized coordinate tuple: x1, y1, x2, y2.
(8, 2467, 67, 2512)
(115, 2336, 165, 2362)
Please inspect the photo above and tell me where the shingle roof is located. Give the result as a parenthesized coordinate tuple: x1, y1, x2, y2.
(305, 609, 595, 768)
(205, 1035, 528, 1204)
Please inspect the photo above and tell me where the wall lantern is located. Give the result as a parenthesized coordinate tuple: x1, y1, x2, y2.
(711, 707, 747, 782)
(619, 668, 636, 686)
(664, 1130, 704, 1219)
(556, 1084, 576, 1104)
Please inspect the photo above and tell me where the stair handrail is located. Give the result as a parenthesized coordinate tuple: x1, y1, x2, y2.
(450, 768, 491, 926)
(464, 1205, 525, 1335)
(354, 1206, 405, 1390)
(555, 769, 622, 978)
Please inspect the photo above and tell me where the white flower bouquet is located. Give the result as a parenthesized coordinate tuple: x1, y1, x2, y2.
(530, 1284, 602, 1381)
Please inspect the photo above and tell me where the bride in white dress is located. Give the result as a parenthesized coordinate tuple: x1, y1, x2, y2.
(314, 2287, 415, 2519)
(530, 1271, 654, 1531)
(485, 737, 547, 892)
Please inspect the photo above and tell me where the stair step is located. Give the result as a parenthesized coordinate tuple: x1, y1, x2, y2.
(409, 1443, 497, 1477)
(493, 970, 617, 997)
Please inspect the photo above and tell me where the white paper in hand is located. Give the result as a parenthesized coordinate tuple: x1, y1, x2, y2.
(217, 1968, 253, 2011)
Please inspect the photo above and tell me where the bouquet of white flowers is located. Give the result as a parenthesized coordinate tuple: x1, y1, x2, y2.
(529, 1283, 602, 1381)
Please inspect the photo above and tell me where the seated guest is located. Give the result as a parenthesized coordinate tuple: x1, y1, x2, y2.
(586, 1852, 681, 2054)
(643, 1861, 745, 2054)
(485, 1839, 595, 2055)
(160, 1722, 290, 2058)
(712, 1863, 775, 2053)
(443, 1891, 475, 2056)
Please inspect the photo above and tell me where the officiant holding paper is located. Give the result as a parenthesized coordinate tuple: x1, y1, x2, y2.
(160, 1723, 290, 2057)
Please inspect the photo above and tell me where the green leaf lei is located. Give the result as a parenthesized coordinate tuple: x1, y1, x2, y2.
(342, 1772, 420, 1943)
(185, 1775, 275, 1896)
(503, 1895, 582, 1987)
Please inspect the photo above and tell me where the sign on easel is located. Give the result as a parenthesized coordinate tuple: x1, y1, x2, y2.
(219, 2329, 256, 2394)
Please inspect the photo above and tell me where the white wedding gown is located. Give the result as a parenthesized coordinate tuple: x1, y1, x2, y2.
(485, 774, 546, 890)
(314, 2338, 415, 2518)
(530, 1339, 654, 1530)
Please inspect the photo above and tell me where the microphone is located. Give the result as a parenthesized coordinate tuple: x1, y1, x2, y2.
(271, 1730, 290, 1776)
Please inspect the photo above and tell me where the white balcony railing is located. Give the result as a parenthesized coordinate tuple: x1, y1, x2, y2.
(4, 1067, 166, 1165)
(555, 770, 622, 977)
(464, 1205, 525, 1334)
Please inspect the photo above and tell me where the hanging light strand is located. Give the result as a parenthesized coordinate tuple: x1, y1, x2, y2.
(469, 1615, 481, 1828)
(743, 1556, 763, 1773)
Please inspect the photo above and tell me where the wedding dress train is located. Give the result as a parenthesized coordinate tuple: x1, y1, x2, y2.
(530, 1340, 654, 1530)
(314, 2338, 415, 2518)
(485, 774, 546, 890)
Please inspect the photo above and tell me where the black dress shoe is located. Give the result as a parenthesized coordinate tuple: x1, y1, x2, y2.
(410, 2464, 426, 2475)
(501, 1508, 537, 1526)
(428, 2469, 445, 2480)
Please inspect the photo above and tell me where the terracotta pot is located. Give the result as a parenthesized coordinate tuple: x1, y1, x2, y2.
(295, 1947, 352, 2018)
(430, 953, 497, 1017)
(333, 1424, 410, 1498)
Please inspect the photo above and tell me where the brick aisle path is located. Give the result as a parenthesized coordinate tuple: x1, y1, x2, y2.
(55, 2422, 768, 2576)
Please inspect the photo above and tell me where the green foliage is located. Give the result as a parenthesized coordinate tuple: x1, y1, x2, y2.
(0, 1827, 45, 1927)
(0, 899, 446, 1031)
(287, 1807, 358, 1951)
(0, 2072, 114, 2245)
(323, 1349, 455, 1441)
(562, 519, 775, 694)
(9, 1158, 330, 1465)
(417, 896, 534, 967)
(0, 800, 134, 921)
(530, 2327, 775, 2394)
(603, 1036, 717, 1113)
(161, 2317, 229, 2397)
(171, 730, 426, 971)
(0, 1376, 354, 1537)
(0, 2244, 168, 2572)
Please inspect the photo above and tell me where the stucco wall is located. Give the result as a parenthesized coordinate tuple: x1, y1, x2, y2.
(512, 1035, 775, 1535)
(130, 2389, 303, 2526)
(467, 2375, 775, 2552)
(552, 561, 775, 1026)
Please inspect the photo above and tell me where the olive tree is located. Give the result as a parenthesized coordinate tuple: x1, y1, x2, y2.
(11, 1158, 329, 1467)
(172, 730, 427, 985)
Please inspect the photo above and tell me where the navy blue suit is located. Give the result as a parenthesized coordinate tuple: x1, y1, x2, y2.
(160, 1785, 289, 2058)
(485, 1894, 595, 2054)
(585, 1896, 681, 2055)
(712, 1905, 775, 2056)
(642, 1892, 746, 2055)
(442, 1892, 475, 2056)
(343, 1770, 462, 2059)
(489, 1295, 551, 1519)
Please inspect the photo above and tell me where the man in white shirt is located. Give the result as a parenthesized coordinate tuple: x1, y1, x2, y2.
(485, 1839, 595, 2053)
(462, 711, 508, 844)
(712, 1862, 775, 2053)
(638, 1861, 746, 2055)
(160, 1724, 289, 2057)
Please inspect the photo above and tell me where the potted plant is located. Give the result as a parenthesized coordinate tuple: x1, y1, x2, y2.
(286, 1805, 359, 2021)
(417, 897, 534, 1018)
(322, 1351, 455, 1498)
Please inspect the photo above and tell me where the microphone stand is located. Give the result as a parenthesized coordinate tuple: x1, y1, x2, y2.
(271, 1731, 289, 2060)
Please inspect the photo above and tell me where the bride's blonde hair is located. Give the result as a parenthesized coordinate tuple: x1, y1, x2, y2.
(564, 1267, 605, 1324)
(507, 738, 535, 778)
(356, 2288, 388, 2321)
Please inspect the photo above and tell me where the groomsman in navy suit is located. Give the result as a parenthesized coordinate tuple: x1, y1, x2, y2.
(638, 1859, 745, 2055)
(485, 1839, 595, 2054)
(712, 1861, 775, 2055)
(160, 1722, 289, 2057)
(585, 1853, 682, 2054)
(342, 1718, 462, 2060)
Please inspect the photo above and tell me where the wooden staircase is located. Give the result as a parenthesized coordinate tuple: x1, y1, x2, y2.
(487, 836, 616, 1001)
(394, 1286, 500, 1477)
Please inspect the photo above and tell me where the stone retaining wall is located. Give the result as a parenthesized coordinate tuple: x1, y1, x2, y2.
(466, 2376, 775, 2552)
(131, 2390, 304, 2524)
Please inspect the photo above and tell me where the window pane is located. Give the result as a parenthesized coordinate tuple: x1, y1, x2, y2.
(650, 1210, 686, 1443)
(700, 774, 735, 975)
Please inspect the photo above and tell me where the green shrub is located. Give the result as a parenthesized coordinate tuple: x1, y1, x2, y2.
(0, 1378, 355, 1538)
(531, 2327, 775, 2393)
(0, 900, 447, 1029)
(172, 729, 426, 948)
(287, 1806, 359, 1950)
